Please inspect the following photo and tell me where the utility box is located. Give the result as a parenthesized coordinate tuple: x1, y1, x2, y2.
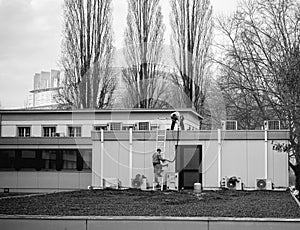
(166, 172, 178, 190)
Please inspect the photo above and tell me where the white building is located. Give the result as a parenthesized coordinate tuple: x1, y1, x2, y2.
(27, 70, 62, 109)
(0, 109, 290, 192)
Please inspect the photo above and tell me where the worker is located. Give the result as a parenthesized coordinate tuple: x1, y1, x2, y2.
(179, 115, 185, 130)
(170, 111, 180, 130)
(152, 148, 167, 188)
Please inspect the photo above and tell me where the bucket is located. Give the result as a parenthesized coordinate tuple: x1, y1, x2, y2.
(141, 178, 147, 190)
(194, 182, 202, 193)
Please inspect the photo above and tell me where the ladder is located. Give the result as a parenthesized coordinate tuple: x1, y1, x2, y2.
(156, 129, 167, 154)
(153, 118, 167, 191)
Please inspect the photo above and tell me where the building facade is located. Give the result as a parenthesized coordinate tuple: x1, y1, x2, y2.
(0, 109, 290, 192)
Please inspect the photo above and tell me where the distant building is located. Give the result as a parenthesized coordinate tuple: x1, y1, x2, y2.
(27, 70, 62, 109)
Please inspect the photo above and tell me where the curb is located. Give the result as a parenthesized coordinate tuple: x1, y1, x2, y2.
(1, 215, 300, 222)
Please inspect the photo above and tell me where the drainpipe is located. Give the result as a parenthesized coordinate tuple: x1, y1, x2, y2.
(264, 126, 268, 179)
(0, 113, 2, 137)
(218, 129, 222, 187)
(129, 127, 133, 187)
(100, 129, 104, 188)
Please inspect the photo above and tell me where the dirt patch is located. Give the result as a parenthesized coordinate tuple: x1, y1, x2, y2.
(0, 189, 299, 218)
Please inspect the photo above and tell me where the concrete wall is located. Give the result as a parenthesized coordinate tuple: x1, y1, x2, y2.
(1, 216, 300, 230)
(92, 130, 290, 189)
(0, 171, 91, 193)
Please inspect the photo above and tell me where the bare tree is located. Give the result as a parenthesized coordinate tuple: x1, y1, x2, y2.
(122, 0, 167, 108)
(57, 0, 116, 109)
(170, 0, 213, 117)
(217, 0, 300, 190)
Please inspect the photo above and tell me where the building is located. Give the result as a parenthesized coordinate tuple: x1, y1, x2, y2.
(27, 70, 62, 109)
(0, 109, 290, 192)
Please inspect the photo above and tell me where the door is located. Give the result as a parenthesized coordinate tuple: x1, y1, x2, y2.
(176, 145, 202, 189)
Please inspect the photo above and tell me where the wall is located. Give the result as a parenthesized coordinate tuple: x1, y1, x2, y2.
(91, 130, 290, 189)
(0, 171, 91, 193)
(0, 137, 93, 192)
(0, 129, 290, 191)
(1, 216, 300, 230)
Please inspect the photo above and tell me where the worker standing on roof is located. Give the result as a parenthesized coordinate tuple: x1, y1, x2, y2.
(170, 111, 180, 130)
(152, 148, 166, 188)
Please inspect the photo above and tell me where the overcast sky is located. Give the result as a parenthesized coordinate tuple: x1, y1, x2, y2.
(0, 0, 238, 109)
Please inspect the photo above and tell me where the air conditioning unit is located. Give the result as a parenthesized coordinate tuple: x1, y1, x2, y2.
(166, 172, 178, 191)
(221, 176, 242, 190)
(103, 178, 120, 189)
(221, 120, 237, 130)
(264, 120, 280, 130)
(255, 179, 273, 190)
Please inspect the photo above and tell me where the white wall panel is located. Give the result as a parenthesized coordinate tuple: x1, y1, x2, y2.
(132, 141, 146, 183)
(118, 141, 130, 187)
(82, 125, 93, 137)
(17, 171, 38, 189)
(37, 171, 59, 189)
(103, 142, 119, 180)
(221, 141, 247, 182)
(31, 125, 41, 137)
(58, 172, 80, 189)
(0, 172, 18, 188)
(79, 172, 92, 189)
(247, 141, 265, 188)
(1, 125, 16, 137)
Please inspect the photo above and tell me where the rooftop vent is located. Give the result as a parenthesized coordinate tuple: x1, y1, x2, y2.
(264, 120, 280, 130)
(221, 120, 237, 130)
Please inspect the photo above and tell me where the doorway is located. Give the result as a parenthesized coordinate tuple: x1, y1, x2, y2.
(175, 145, 202, 189)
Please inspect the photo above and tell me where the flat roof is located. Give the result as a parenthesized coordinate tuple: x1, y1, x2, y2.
(0, 108, 203, 120)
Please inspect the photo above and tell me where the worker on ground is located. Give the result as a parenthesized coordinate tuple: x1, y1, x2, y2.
(171, 111, 180, 130)
(152, 148, 167, 188)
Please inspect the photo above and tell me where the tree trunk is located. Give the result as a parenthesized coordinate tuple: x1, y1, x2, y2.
(289, 162, 300, 191)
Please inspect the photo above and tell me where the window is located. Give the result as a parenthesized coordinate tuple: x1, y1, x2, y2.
(226, 121, 237, 130)
(76, 150, 92, 171)
(94, 125, 107, 131)
(18, 150, 37, 170)
(268, 120, 280, 130)
(138, 122, 149, 130)
(62, 150, 77, 169)
(221, 120, 237, 130)
(81, 150, 92, 169)
(68, 127, 81, 137)
(43, 126, 56, 137)
(41, 150, 57, 170)
(122, 124, 135, 131)
(0, 149, 92, 171)
(18, 127, 31, 137)
(151, 125, 159, 130)
(110, 122, 122, 130)
(0, 150, 15, 171)
(44, 149, 91, 171)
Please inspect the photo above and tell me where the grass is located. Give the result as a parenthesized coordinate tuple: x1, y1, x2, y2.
(0, 189, 299, 218)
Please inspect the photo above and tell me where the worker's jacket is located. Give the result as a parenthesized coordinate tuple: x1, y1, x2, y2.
(152, 152, 163, 165)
